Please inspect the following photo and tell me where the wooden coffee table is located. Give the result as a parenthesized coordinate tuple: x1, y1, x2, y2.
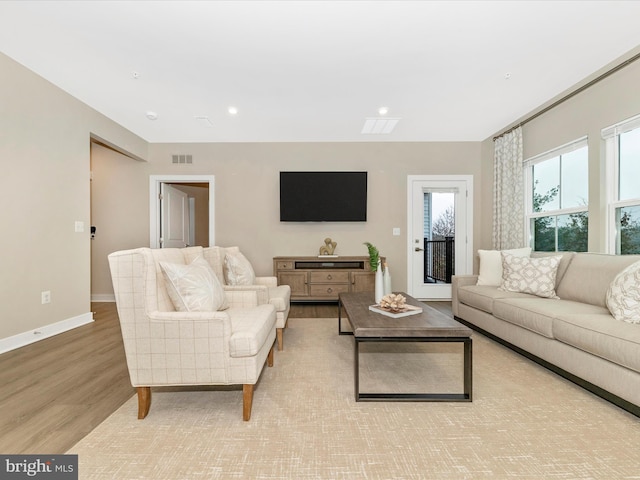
(338, 291, 472, 402)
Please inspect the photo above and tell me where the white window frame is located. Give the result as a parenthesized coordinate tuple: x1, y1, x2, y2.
(603, 113, 640, 254)
(524, 136, 589, 250)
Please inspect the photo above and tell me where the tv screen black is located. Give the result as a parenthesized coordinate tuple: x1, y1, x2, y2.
(280, 171, 367, 222)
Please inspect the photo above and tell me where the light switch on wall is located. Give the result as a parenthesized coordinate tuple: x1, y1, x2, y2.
(75, 221, 85, 233)
(393, 227, 401, 236)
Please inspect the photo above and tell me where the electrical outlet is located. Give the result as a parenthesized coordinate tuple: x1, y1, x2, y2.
(392, 227, 401, 236)
(41, 291, 51, 304)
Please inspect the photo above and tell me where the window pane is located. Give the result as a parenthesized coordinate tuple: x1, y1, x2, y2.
(617, 205, 640, 254)
(557, 213, 588, 252)
(532, 216, 556, 251)
(619, 128, 640, 201)
(560, 147, 588, 209)
(533, 157, 559, 212)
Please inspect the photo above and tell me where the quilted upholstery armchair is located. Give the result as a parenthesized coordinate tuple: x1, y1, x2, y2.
(108, 246, 276, 421)
(203, 246, 291, 350)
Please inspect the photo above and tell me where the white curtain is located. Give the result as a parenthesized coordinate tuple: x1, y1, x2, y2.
(493, 126, 524, 249)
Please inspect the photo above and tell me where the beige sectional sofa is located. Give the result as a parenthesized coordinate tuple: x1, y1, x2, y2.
(452, 252, 640, 417)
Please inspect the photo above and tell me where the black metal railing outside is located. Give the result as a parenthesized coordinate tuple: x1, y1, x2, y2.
(424, 236, 455, 283)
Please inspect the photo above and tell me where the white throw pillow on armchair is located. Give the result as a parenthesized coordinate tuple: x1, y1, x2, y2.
(160, 256, 229, 311)
(224, 249, 257, 286)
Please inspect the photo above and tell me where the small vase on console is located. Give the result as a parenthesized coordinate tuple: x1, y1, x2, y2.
(375, 259, 384, 304)
(383, 261, 391, 295)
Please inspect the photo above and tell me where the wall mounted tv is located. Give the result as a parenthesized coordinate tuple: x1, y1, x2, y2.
(279, 171, 367, 222)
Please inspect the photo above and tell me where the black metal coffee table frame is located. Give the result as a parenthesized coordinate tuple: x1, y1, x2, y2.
(339, 292, 472, 402)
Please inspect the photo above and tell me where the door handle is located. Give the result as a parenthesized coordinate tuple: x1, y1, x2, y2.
(415, 247, 424, 252)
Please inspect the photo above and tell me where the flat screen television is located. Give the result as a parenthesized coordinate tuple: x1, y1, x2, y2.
(280, 171, 367, 222)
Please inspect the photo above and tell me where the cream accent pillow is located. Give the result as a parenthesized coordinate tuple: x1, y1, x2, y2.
(477, 247, 531, 286)
(224, 250, 256, 286)
(499, 253, 562, 299)
(160, 256, 229, 312)
(606, 260, 640, 324)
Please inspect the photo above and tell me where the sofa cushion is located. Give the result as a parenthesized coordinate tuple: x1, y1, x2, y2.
(606, 260, 640, 324)
(493, 297, 607, 339)
(457, 285, 532, 314)
(499, 253, 562, 298)
(160, 256, 229, 312)
(477, 247, 531, 286)
(228, 305, 276, 358)
(556, 253, 640, 307)
(553, 313, 640, 374)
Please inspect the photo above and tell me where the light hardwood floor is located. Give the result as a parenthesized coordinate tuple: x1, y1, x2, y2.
(0, 300, 452, 454)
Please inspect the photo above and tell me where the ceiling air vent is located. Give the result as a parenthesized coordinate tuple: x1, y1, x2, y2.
(361, 117, 401, 134)
(172, 154, 193, 164)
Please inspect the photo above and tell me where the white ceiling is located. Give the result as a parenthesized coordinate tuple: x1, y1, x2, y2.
(2, 1, 640, 143)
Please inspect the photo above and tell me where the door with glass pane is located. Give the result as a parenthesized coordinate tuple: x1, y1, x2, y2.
(407, 175, 473, 300)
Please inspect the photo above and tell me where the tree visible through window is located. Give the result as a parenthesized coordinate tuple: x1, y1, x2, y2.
(526, 140, 588, 252)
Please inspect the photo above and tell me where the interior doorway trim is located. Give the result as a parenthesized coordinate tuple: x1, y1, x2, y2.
(149, 175, 215, 248)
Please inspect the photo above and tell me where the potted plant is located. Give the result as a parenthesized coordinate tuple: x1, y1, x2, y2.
(363, 242, 380, 272)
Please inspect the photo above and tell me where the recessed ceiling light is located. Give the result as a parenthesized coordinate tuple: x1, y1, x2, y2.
(378, 107, 389, 116)
(132, 71, 140, 79)
(228, 106, 238, 115)
(146, 111, 158, 120)
(504, 72, 512, 80)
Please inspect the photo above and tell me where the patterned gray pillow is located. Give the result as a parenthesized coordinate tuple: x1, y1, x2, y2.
(606, 260, 640, 324)
(499, 253, 562, 299)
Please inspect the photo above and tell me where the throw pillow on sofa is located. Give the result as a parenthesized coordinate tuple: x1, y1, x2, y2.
(499, 253, 562, 298)
(606, 260, 640, 324)
(224, 250, 257, 286)
(477, 247, 531, 286)
(160, 256, 229, 312)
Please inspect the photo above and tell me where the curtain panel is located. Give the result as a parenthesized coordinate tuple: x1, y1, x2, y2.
(493, 127, 524, 249)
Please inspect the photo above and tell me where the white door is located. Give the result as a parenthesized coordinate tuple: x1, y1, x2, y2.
(149, 175, 215, 249)
(407, 175, 473, 300)
(160, 183, 190, 248)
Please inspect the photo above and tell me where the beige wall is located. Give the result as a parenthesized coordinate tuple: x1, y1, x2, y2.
(479, 47, 640, 255)
(89, 142, 483, 298)
(4, 42, 640, 345)
(0, 52, 147, 340)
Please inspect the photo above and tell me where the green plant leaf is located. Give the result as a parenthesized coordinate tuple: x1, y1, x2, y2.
(363, 242, 379, 271)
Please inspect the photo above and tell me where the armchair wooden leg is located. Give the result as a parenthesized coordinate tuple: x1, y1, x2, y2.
(243, 384, 254, 421)
(137, 387, 151, 419)
(276, 327, 284, 351)
(268, 343, 274, 367)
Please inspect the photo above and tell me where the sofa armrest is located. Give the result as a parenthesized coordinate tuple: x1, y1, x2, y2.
(147, 311, 233, 352)
(451, 274, 479, 317)
(255, 276, 277, 288)
(223, 286, 268, 305)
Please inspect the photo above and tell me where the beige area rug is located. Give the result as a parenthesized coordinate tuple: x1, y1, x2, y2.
(69, 317, 640, 479)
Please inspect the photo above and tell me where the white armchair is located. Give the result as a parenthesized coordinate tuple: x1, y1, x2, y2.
(203, 246, 291, 351)
(108, 246, 276, 421)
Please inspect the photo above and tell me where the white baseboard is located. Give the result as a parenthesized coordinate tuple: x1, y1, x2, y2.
(0, 312, 94, 354)
(91, 294, 115, 302)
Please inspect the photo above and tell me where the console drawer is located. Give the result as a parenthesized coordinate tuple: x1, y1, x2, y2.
(309, 284, 351, 297)
(275, 261, 294, 270)
(309, 271, 350, 283)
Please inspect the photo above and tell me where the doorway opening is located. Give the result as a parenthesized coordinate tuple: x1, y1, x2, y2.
(149, 175, 215, 248)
